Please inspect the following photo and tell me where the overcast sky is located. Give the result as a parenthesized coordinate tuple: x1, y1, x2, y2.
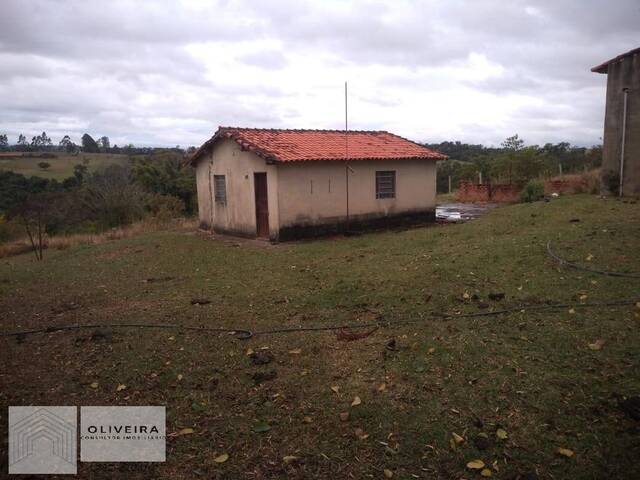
(1, 0, 638, 148)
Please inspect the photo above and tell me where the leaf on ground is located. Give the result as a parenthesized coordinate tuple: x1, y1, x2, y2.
(354, 427, 369, 439)
(452, 432, 464, 444)
(213, 453, 229, 463)
(496, 428, 508, 439)
(383, 468, 394, 478)
(331, 385, 340, 394)
(90, 382, 99, 389)
(339, 412, 349, 422)
(351, 396, 362, 406)
(303, 416, 312, 423)
(568, 308, 576, 315)
(481, 468, 493, 477)
(253, 422, 271, 433)
(588, 339, 605, 350)
(283, 455, 299, 464)
(288, 348, 302, 354)
(168, 427, 194, 437)
(378, 383, 386, 392)
(557, 447, 574, 457)
(463, 292, 470, 299)
(246, 348, 254, 356)
(586, 253, 594, 261)
(427, 347, 436, 354)
(467, 459, 485, 469)
(177, 374, 183, 381)
(116, 384, 127, 392)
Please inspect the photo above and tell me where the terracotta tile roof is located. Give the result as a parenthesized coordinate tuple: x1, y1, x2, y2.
(191, 127, 446, 164)
(591, 47, 640, 73)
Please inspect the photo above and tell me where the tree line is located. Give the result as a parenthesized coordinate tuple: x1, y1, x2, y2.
(426, 135, 603, 193)
(0, 150, 197, 258)
(0, 132, 196, 155)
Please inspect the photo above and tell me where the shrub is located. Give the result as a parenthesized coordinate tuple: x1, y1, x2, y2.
(81, 164, 146, 228)
(520, 180, 545, 203)
(144, 193, 185, 222)
(37, 161, 51, 170)
(602, 170, 620, 195)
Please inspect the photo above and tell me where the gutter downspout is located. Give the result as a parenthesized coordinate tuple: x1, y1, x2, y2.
(619, 87, 629, 197)
(345, 81, 350, 227)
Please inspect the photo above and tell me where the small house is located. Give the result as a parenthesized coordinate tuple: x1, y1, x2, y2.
(190, 127, 446, 241)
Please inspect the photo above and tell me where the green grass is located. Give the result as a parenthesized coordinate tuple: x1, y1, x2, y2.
(0, 152, 129, 180)
(1, 195, 639, 479)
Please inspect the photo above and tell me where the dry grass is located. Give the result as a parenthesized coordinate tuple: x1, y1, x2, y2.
(0, 217, 197, 258)
(547, 168, 601, 194)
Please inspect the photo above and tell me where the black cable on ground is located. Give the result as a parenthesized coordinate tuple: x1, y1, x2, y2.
(2, 299, 638, 341)
(547, 241, 640, 278)
(0, 323, 253, 340)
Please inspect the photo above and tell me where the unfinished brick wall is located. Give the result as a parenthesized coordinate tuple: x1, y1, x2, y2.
(457, 181, 520, 203)
(490, 184, 520, 202)
(544, 179, 584, 194)
(457, 181, 490, 202)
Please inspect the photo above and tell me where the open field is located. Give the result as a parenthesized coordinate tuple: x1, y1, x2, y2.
(0, 152, 129, 180)
(1, 195, 639, 479)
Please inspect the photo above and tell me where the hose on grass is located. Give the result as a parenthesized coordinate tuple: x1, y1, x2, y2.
(547, 241, 640, 278)
(2, 299, 638, 341)
(0, 323, 253, 340)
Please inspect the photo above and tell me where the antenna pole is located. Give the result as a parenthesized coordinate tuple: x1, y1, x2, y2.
(345, 81, 349, 225)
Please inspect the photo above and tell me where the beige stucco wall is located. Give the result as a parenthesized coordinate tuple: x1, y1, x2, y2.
(195, 139, 279, 238)
(276, 159, 436, 228)
(195, 159, 212, 227)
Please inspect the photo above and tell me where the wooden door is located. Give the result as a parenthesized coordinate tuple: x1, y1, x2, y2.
(254, 172, 269, 238)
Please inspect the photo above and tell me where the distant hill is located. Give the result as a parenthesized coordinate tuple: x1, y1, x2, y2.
(0, 152, 129, 180)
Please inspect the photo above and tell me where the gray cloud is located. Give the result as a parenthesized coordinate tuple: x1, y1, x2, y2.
(0, 0, 637, 147)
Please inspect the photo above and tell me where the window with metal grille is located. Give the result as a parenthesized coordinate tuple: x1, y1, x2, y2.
(375, 171, 396, 199)
(214, 175, 226, 204)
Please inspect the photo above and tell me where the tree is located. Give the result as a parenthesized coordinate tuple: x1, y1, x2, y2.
(81, 164, 145, 228)
(16, 134, 27, 151)
(81, 133, 99, 153)
(8, 193, 65, 261)
(0, 134, 8, 150)
(30, 132, 52, 149)
(59, 135, 76, 153)
(131, 150, 197, 213)
(98, 136, 110, 151)
(501, 134, 524, 152)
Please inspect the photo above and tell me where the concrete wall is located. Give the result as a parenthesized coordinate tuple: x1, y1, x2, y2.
(195, 159, 212, 228)
(601, 52, 640, 196)
(276, 159, 436, 230)
(195, 139, 279, 239)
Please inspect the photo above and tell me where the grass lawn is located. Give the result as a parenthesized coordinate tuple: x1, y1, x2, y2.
(1, 195, 639, 479)
(0, 152, 129, 180)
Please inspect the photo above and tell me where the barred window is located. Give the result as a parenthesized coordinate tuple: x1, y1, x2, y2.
(214, 175, 226, 204)
(375, 171, 396, 199)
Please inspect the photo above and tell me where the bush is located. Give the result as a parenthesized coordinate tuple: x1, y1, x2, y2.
(37, 161, 51, 170)
(81, 165, 146, 228)
(602, 170, 620, 195)
(144, 193, 185, 222)
(520, 180, 545, 203)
